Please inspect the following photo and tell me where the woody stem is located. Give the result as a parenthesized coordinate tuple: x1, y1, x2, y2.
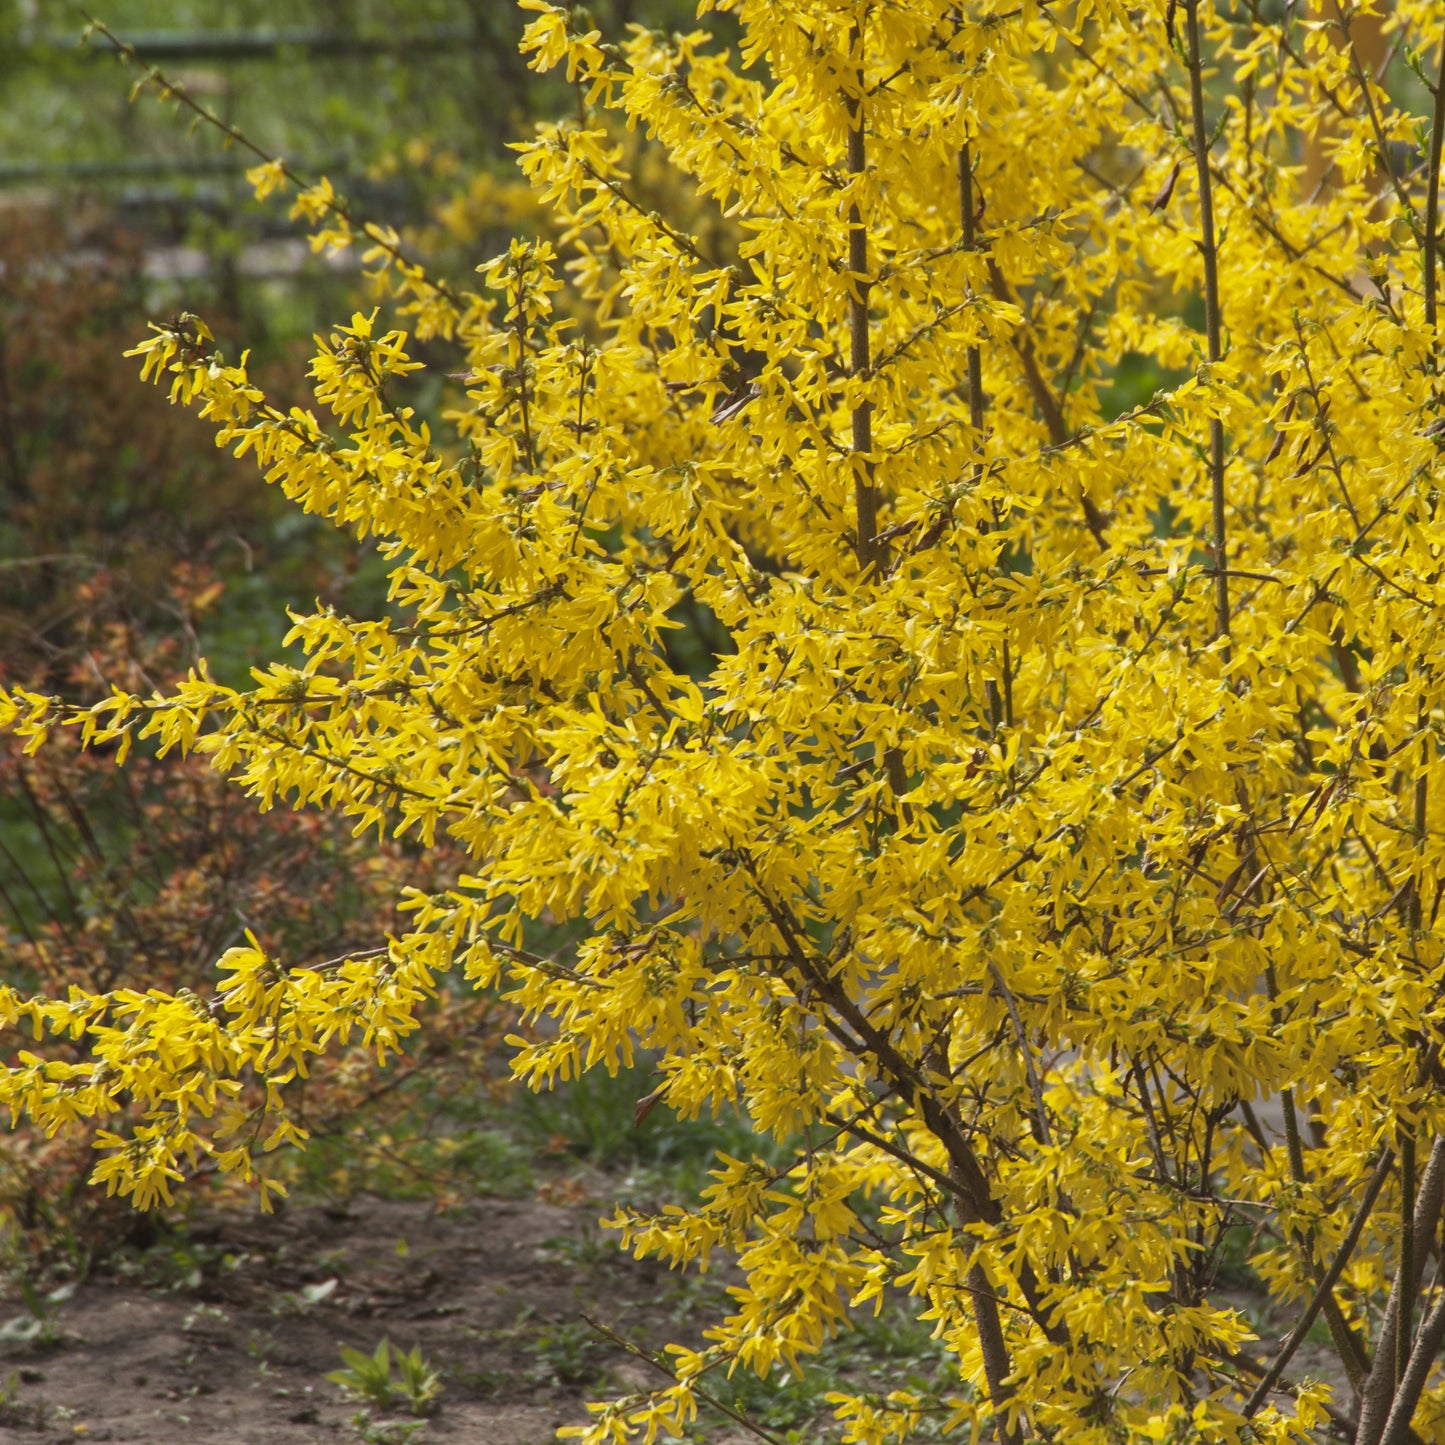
(846, 40, 881, 576)
(1184, 0, 1230, 642)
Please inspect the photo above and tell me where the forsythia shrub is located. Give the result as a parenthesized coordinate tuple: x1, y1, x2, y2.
(4, 1, 1445, 1441)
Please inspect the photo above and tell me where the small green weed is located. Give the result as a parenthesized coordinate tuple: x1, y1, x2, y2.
(0, 1281, 73, 1351)
(441, 1362, 509, 1398)
(526, 1319, 607, 1387)
(247, 1326, 277, 1362)
(537, 1220, 613, 1273)
(0, 1369, 22, 1426)
(274, 1277, 339, 1315)
(181, 1302, 229, 1333)
(327, 1339, 441, 1417)
(347, 1410, 428, 1445)
(706, 1362, 834, 1433)
(109, 1234, 222, 1292)
(392, 1343, 442, 1412)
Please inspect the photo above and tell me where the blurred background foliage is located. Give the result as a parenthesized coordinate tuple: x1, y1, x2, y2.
(0, 0, 718, 682)
(0, 0, 758, 1276)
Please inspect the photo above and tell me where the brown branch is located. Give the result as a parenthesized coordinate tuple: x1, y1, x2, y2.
(846, 35, 881, 577)
(1378, 1286, 1445, 1445)
(1355, 1135, 1445, 1445)
(987, 961, 1050, 1146)
(1397, 1132, 1417, 1384)
(1244, 1146, 1394, 1416)
(983, 259, 1109, 549)
(1427, 32, 1445, 348)
(952, 1159, 1023, 1445)
(959, 143, 1012, 729)
(1373, 53, 1445, 1437)
(1183, 0, 1229, 642)
(959, 144, 985, 439)
(1225, 1343, 1363, 1440)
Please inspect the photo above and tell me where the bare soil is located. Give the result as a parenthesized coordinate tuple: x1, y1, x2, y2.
(0, 1186, 1350, 1445)
(0, 1190, 699, 1445)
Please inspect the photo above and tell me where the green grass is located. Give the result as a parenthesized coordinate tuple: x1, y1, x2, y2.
(512, 1059, 791, 1176)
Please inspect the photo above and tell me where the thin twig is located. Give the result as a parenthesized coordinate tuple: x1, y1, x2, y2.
(1328, 0, 1418, 235)
(1183, 0, 1230, 641)
(581, 1316, 790, 1445)
(82, 16, 465, 311)
(1427, 32, 1445, 347)
(986, 961, 1051, 1145)
(959, 141, 1009, 729)
(821, 1109, 955, 1195)
(846, 35, 881, 576)
(959, 142, 985, 439)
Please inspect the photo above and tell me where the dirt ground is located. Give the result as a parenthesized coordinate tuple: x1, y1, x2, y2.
(0, 1190, 703, 1445)
(0, 1184, 1355, 1445)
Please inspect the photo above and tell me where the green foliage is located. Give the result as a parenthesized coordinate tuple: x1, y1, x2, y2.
(346, 1412, 428, 1445)
(326, 1338, 442, 1417)
(0, 1282, 74, 1353)
(291, 1116, 531, 1204)
(514, 1059, 777, 1169)
(526, 1319, 609, 1388)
